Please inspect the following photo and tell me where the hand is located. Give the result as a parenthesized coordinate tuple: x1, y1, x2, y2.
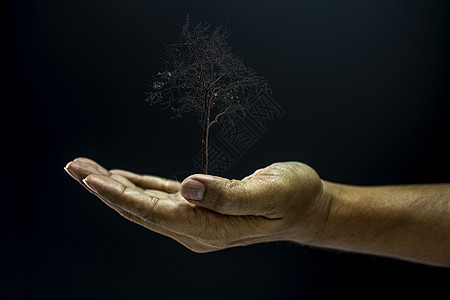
(64, 158, 329, 252)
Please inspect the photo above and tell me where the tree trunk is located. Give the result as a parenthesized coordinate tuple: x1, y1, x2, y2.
(202, 100, 211, 174)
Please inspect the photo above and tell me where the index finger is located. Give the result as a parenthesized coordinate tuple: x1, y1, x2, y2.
(64, 158, 110, 183)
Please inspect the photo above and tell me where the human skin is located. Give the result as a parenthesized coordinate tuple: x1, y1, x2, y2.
(64, 157, 450, 267)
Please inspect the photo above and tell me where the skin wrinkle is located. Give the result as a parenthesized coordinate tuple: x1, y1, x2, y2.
(143, 189, 171, 199)
(175, 206, 227, 249)
(207, 215, 251, 248)
(261, 186, 283, 218)
(123, 185, 162, 226)
(305, 180, 330, 246)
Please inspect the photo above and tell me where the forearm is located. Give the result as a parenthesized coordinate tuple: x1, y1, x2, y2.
(310, 181, 450, 267)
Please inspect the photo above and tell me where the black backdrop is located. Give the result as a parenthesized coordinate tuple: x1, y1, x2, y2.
(2, 0, 449, 299)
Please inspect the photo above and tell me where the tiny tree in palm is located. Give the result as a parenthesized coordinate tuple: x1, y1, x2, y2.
(147, 15, 270, 174)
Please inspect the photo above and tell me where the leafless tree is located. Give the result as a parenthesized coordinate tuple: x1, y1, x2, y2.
(147, 15, 270, 174)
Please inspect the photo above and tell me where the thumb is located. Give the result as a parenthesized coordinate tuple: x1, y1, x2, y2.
(180, 174, 267, 216)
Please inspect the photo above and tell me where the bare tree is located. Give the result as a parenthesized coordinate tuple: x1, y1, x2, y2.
(147, 15, 270, 174)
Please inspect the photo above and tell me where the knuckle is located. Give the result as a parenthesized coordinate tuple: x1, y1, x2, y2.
(212, 179, 244, 212)
(227, 179, 242, 193)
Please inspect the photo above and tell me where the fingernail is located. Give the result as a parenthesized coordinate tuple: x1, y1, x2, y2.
(181, 179, 205, 201)
(64, 164, 77, 180)
(82, 178, 98, 194)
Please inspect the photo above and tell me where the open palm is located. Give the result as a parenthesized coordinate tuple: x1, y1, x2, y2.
(64, 158, 294, 252)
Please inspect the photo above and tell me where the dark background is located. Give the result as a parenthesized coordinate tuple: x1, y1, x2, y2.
(2, 0, 449, 299)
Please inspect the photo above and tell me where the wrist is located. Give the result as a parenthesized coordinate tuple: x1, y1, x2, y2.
(284, 177, 334, 246)
(304, 180, 341, 246)
(301, 179, 336, 246)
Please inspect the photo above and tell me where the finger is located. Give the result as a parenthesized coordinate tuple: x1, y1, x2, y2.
(110, 169, 180, 193)
(179, 174, 279, 216)
(242, 168, 266, 181)
(64, 158, 112, 195)
(74, 157, 110, 174)
(83, 181, 217, 253)
(64, 158, 110, 182)
(110, 174, 137, 189)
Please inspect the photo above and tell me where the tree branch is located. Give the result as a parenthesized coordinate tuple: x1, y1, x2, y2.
(208, 105, 241, 129)
(208, 73, 225, 91)
(181, 33, 207, 90)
